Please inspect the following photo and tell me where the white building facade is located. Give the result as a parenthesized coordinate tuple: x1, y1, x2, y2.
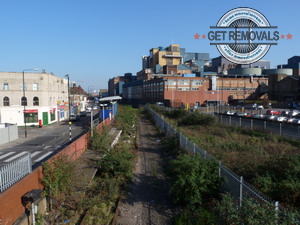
(0, 71, 70, 126)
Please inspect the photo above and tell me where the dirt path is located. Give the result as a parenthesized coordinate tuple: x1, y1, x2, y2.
(115, 113, 176, 225)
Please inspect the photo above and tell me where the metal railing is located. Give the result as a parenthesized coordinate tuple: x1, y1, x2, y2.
(146, 105, 278, 208)
(0, 153, 32, 192)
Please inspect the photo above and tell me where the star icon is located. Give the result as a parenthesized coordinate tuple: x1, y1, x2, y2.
(202, 34, 206, 39)
(194, 33, 200, 40)
(287, 33, 292, 39)
(281, 34, 285, 39)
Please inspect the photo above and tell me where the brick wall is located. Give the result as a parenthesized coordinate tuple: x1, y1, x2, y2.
(0, 116, 113, 225)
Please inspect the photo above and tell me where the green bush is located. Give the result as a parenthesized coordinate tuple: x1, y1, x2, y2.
(97, 146, 134, 180)
(41, 155, 76, 209)
(115, 105, 138, 135)
(168, 153, 222, 208)
(214, 193, 300, 224)
(179, 112, 217, 126)
(165, 109, 188, 119)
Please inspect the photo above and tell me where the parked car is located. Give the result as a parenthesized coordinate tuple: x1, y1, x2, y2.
(293, 119, 300, 124)
(266, 109, 281, 115)
(80, 111, 87, 117)
(275, 116, 286, 122)
(225, 111, 235, 115)
(70, 114, 80, 121)
(289, 110, 300, 117)
(86, 106, 92, 112)
(281, 111, 289, 116)
(287, 118, 296, 123)
(253, 114, 264, 119)
(265, 115, 276, 120)
(236, 112, 247, 117)
(257, 105, 264, 110)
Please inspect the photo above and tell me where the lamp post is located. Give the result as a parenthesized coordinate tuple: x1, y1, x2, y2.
(65, 74, 70, 120)
(100, 103, 107, 125)
(23, 68, 38, 138)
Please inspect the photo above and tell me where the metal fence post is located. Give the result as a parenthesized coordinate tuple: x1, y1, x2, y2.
(230, 116, 231, 126)
(251, 119, 253, 130)
(240, 117, 241, 127)
(193, 143, 196, 156)
(220, 115, 222, 124)
(185, 137, 187, 150)
(264, 121, 266, 131)
(240, 176, 243, 207)
(275, 201, 279, 221)
(204, 150, 207, 159)
(219, 161, 221, 177)
(179, 133, 181, 147)
(280, 123, 282, 136)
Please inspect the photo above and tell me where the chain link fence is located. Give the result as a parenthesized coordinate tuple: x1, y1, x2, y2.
(146, 105, 279, 209)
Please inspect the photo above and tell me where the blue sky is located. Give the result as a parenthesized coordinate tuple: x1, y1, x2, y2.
(0, 0, 298, 91)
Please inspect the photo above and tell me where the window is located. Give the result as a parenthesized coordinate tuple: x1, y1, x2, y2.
(192, 80, 203, 86)
(3, 82, 8, 90)
(24, 113, 38, 123)
(21, 83, 26, 90)
(167, 80, 176, 85)
(3, 97, 9, 106)
(21, 97, 27, 106)
(167, 58, 173, 65)
(33, 83, 38, 91)
(178, 87, 190, 91)
(192, 87, 199, 91)
(178, 80, 189, 85)
(33, 97, 39, 106)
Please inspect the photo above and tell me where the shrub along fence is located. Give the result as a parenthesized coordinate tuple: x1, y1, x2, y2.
(145, 105, 281, 212)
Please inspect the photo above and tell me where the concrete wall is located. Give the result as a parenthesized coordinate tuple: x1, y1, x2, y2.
(0, 116, 114, 225)
(0, 123, 18, 145)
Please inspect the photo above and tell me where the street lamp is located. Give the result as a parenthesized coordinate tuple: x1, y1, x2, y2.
(100, 103, 107, 125)
(23, 68, 38, 138)
(65, 74, 70, 120)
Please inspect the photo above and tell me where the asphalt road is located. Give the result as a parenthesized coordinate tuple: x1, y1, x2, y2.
(0, 110, 100, 169)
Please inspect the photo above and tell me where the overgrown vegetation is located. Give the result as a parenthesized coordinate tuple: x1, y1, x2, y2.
(41, 155, 76, 211)
(167, 153, 223, 208)
(40, 104, 138, 224)
(148, 104, 300, 224)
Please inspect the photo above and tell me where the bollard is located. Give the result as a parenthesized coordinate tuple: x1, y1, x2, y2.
(68, 122, 72, 142)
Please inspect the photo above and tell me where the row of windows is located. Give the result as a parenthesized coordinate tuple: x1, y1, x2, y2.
(3, 83, 39, 91)
(166, 80, 204, 86)
(3, 97, 39, 106)
(3, 82, 65, 92)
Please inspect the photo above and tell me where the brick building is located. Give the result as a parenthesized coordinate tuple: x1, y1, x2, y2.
(143, 75, 268, 107)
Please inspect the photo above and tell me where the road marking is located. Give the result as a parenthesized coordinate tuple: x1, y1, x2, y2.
(4, 152, 28, 162)
(44, 146, 52, 150)
(34, 151, 53, 162)
(31, 151, 42, 158)
(0, 152, 15, 160)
